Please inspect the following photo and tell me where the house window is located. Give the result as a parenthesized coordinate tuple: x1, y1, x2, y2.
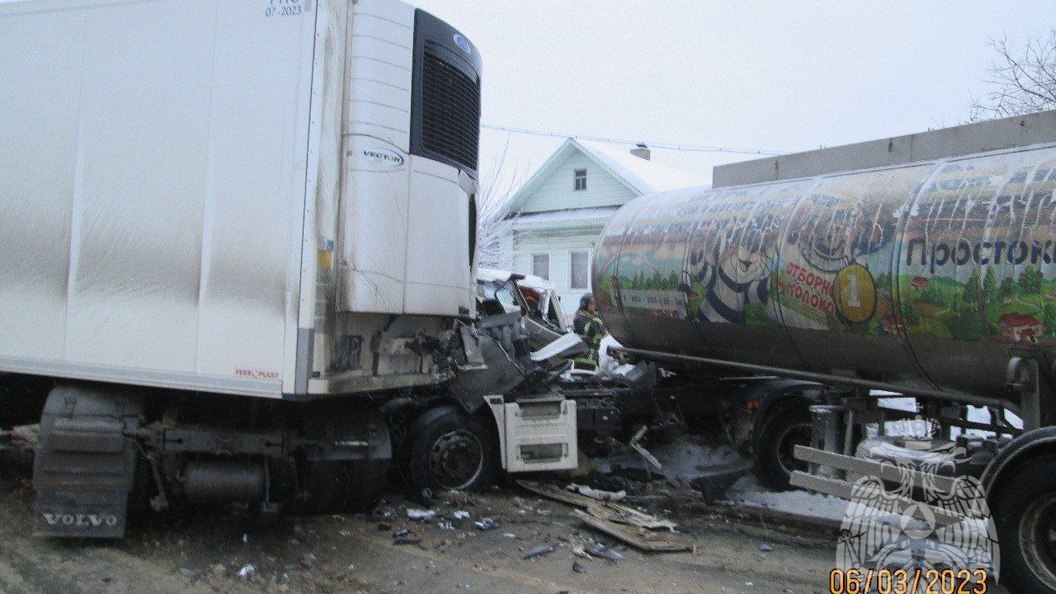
(573, 168, 587, 191)
(569, 251, 589, 290)
(532, 253, 550, 280)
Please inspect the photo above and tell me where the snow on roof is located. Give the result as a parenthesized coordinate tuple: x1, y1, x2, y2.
(575, 140, 709, 194)
(504, 138, 708, 215)
(510, 206, 620, 229)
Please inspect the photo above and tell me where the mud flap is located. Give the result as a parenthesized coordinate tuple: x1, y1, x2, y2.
(33, 385, 144, 538)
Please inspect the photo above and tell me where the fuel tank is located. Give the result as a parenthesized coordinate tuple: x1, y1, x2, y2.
(594, 144, 1056, 398)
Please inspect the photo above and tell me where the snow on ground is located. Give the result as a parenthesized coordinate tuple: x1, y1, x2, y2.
(724, 475, 849, 523)
(593, 430, 849, 524)
(596, 432, 747, 481)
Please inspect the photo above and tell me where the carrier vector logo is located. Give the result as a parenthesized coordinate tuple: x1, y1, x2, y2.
(361, 148, 405, 169)
(41, 511, 119, 528)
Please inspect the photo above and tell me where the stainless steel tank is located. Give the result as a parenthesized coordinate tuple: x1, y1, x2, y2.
(594, 144, 1056, 399)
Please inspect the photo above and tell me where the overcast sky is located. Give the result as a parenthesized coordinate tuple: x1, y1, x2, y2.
(412, 1, 1051, 191)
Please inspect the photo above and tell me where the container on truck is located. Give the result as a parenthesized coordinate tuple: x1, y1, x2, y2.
(593, 110, 1056, 593)
(0, 0, 579, 539)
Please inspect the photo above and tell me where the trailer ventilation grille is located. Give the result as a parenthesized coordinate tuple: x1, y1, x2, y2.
(420, 49, 480, 172)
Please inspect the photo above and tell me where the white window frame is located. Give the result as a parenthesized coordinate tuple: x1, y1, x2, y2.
(531, 252, 551, 281)
(573, 168, 587, 191)
(568, 250, 590, 290)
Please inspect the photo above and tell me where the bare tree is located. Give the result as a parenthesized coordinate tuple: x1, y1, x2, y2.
(970, 30, 1056, 121)
(474, 137, 530, 270)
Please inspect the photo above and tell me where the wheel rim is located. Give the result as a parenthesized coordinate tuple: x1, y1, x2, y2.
(429, 429, 484, 490)
(775, 422, 812, 477)
(1019, 495, 1056, 588)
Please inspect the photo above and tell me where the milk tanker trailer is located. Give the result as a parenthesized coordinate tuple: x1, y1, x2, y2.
(594, 111, 1056, 592)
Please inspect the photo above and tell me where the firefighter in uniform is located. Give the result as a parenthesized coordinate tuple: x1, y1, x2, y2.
(573, 293, 606, 370)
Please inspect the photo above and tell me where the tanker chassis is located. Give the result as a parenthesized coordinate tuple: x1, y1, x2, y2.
(595, 111, 1056, 593)
(0, 0, 579, 539)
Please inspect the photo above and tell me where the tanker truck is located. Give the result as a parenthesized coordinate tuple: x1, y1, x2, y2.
(0, 0, 580, 539)
(593, 110, 1056, 593)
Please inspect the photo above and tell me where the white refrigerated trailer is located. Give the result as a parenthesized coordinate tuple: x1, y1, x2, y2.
(0, 0, 577, 538)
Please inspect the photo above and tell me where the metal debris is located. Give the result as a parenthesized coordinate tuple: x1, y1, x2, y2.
(629, 425, 662, 471)
(522, 544, 556, 560)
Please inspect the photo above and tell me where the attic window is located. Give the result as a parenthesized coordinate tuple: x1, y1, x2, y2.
(573, 168, 587, 191)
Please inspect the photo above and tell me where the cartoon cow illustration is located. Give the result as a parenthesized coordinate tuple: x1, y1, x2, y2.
(681, 231, 772, 325)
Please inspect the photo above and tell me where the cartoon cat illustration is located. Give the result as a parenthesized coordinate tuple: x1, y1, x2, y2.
(681, 234, 771, 325)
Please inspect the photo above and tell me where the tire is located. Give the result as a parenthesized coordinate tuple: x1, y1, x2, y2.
(399, 406, 500, 497)
(993, 454, 1056, 593)
(754, 405, 812, 491)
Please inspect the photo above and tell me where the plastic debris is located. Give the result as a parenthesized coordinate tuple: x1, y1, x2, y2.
(474, 517, 497, 531)
(584, 543, 623, 563)
(522, 544, 556, 560)
(452, 510, 471, 520)
(237, 564, 256, 580)
(407, 509, 437, 521)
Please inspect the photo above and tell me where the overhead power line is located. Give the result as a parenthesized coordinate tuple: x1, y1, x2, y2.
(481, 123, 786, 156)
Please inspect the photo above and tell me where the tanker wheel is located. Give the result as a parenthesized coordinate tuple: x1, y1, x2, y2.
(994, 454, 1056, 593)
(299, 457, 388, 515)
(399, 406, 500, 497)
(754, 406, 812, 491)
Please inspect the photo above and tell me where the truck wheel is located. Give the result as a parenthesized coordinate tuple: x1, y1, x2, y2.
(300, 458, 388, 514)
(993, 454, 1056, 593)
(400, 406, 500, 496)
(754, 406, 812, 491)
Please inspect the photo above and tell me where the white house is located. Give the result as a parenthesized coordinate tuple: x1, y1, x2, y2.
(504, 138, 707, 319)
